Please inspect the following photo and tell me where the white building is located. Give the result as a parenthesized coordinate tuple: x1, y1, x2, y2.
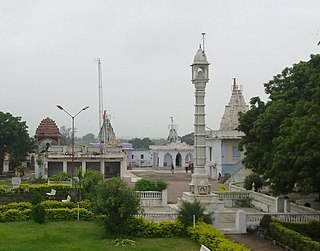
(206, 79, 248, 178)
(150, 117, 193, 168)
(34, 117, 127, 179)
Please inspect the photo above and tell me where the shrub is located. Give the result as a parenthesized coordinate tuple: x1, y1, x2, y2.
(269, 220, 320, 251)
(188, 222, 250, 251)
(45, 208, 93, 221)
(281, 220, 320, 240)
(0, 202, 32, 213)
(128, 217, 185, 237)
(49, 172, 71, 181)
(134, 178, 168, 191)
(40, 200, 75, 209)
(32, 204, 45, 224)
(218, 185, 227, 192)
(244, 173, 264, 191)
(32, 192, 45, 205)
(177, 200, 213, 227)
(92, 177, 141, 236)
(0, 209, 31, 222)
(260, 214, 272, 231)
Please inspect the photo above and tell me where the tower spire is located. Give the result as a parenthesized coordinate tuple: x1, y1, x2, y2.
(201, 32, 206, 51)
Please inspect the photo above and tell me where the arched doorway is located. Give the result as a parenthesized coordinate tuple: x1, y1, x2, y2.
(175, 152, 182, 167)
(163, 153, 173, 167)
(185, 153, 193, 164)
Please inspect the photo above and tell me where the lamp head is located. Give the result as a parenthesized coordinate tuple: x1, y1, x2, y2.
(82, 106, 89, 111)
(57, 105, 63, 110)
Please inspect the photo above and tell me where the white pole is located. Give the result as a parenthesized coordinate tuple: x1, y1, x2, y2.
(193, 214, 196, 228)
(77, 204, 80, 221)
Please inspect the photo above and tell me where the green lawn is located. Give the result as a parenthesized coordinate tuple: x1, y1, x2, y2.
(0, 221, 200, 251)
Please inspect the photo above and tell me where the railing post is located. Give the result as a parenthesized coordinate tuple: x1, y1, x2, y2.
(162, 189, 168, 207)
(236, 210, 247, 233)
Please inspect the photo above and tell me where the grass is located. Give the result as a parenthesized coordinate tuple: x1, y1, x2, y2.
(0, 221, 200, 251)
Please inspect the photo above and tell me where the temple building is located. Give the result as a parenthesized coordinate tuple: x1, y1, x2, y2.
(34, 116, 127, 179)
(205, 78, 249, 178)
(149, 117, 193, 168)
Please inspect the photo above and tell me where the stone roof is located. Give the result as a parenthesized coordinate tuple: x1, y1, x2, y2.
(220, 79, 249, 130)
(35, 117, 61, 141)
(192, 47, 209, 64)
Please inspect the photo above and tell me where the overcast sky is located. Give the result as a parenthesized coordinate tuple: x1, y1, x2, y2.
(1, 1, 319, 139)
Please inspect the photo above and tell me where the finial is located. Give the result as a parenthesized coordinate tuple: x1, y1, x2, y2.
(232, 78, 237, 91)
(201, 33, 206, 51)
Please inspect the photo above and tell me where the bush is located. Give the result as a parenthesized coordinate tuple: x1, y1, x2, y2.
(244, 173, 264, 191)
(177, 200, 213, 227)
(134, 178, 168, 191)
(0, 209, 31, 222)
(32, 204, 45, 224)
(188, 222, 250, 251)
(281, 220, 320, 240)
(260, 214, 272, 231)
(269, 220, 320, 251)
(128, 217, 185, 237)
(49, 172, 71, 181)
(45, 208, 93, 221)
(0, 202, 32, 213)
(40, 200, 75, 209)
(92, 177, 141, 236)
(32, 192, 45, 205)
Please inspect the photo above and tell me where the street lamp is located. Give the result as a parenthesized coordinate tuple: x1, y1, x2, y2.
(57, 105, 89, 178)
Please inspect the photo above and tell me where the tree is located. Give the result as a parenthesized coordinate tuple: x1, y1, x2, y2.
(59, 126, 71, 145)
(92, 177, 141, 236)
(0, 112, 35, 170)
(129, 137, 154, 149)
(177, 200, 213, 227)
(73, 167, 102, 201)
(180, 132, 194, 145)
(82, 133, 97, 144)
(238, 54, 320, 196)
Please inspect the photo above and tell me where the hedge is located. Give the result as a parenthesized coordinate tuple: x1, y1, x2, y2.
(269, 221, 320, 251)
(188, 222, 250, 251)
(128, 217, 185, 237)
(0, 202, 32, 213)
(280, 220, 320, 240)
(0, 201, 93, 222)
(0, 209, 31, 222)
(45, 208, 93, 221)
(0, 184, 71, 195)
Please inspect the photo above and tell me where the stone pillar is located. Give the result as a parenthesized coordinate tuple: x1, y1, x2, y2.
(181, 43, 224, 212)
(63, 161, 68, 173)
(236, 210, 247, 233)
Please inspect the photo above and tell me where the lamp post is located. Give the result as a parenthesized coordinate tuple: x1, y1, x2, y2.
(57, 105, 89, 178)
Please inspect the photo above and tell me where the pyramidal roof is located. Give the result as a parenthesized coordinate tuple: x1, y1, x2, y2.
(35, 117, 60, 137)
(220, 79, 249, 130)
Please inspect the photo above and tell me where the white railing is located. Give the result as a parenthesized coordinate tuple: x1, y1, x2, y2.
(246, 212, 320, 230)
(137, 191, 162, 199)
(216, 191, 250, 200)
(136, 190, 168, 207)
(137, 212, 178, 222)
(288, 202, 320, 214)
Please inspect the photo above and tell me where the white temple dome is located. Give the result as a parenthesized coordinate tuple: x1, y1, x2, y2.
(193, 48, 208, 64)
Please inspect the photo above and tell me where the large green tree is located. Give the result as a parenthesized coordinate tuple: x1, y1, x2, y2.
(0, 112, 35, 170)
(129, 137, 154, 149)
(239, 54, 320, 196)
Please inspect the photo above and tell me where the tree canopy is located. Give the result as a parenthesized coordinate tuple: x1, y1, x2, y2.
(0, 112, 35, 168)
(129, 137, 154, 149)
(238, 54, 320, 195)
